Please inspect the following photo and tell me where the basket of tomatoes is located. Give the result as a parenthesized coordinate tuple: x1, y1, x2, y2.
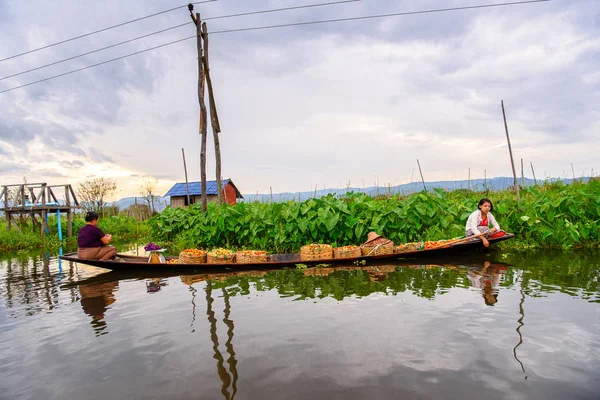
(300, 244, 333, 261)
(207, 248, 235, 264)
(179, 249, 207, 264)
(235, 250, 267, 264)
(333, 245, 361, 259)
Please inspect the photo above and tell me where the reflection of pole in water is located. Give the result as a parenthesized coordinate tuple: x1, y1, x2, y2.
(222, 289, 239, 399)
(206, 281, 232, 400)
(189, 285, 197, 333)
(513, 281, 527, 379)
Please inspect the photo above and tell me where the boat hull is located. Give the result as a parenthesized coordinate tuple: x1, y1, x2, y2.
(59, 234, 514, 271)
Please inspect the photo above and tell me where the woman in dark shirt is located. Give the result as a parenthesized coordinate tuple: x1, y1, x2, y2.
(77, 211, 117, 260)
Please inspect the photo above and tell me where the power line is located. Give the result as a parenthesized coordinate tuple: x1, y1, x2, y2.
(0, 0, 217, 63)
(0, 36, 194, 94)
(0, 0, 552, 95)
(205, 0, 359, 21)
(1, 0, 360, 81)
(0, 22, 192, 81)
(210, 0, 551, 35)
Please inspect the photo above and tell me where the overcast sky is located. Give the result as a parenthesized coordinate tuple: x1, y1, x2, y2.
(0, 0, 598, 199)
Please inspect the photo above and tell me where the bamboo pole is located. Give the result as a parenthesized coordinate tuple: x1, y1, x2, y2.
(520, 158, 524, 187)
(501, 100, 520, 202)
(201, 22, 223, 204)
(468, 167, 471, 191)
(484, 169, 487, 189)
(182, 148, 191, 206)
(571, 163, 576, 182)
(530, 162, 537, 185)
(134, 197, 139, 236)
(417, 159, 426, 192)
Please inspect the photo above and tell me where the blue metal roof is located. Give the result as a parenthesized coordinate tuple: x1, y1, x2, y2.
(164, 179, 243, 198)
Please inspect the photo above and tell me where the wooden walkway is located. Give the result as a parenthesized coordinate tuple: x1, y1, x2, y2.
(0, 183, 80, 238)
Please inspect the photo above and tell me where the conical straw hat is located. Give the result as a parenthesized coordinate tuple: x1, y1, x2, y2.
(365, 231, 382, 244)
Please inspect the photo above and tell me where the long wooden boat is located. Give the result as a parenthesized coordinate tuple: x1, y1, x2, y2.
(59, 233, 514, 271)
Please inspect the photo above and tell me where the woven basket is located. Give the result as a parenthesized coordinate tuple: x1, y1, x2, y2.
(207, 249, 235, 264)
(333, 245, 361, 259)
(235, 251, 267, 264)
(300, 244, 333, 261)
(394, 242, 424, 253)
(179, 250, 207, 264)
(361, 238, 394, 256)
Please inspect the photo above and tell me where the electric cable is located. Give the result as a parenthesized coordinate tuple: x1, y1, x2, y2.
(0, 0, 360, 81)
(0, 0, 218, 63)
(0, 0, 552, 94)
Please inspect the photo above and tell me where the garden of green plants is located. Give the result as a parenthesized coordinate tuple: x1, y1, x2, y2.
(1, 180, 599, 253)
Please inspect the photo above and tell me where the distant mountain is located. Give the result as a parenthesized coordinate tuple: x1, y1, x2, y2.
(109, 177, 589, 208)
(112, 196, 169, 211)
(240, 177, 589, 203)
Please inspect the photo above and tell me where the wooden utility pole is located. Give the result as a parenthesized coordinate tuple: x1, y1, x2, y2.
(182, 148, 191, 206)
(501, 100, 520, 202)
(201, 22, 224, 204)
(417, 159, 426, 192)
(189, 4, 208, 212)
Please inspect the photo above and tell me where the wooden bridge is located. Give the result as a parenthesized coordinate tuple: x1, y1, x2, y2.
(0, 183, 80, 238)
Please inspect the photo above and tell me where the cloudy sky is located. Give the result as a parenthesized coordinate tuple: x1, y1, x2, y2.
(0, 0, 598, 200)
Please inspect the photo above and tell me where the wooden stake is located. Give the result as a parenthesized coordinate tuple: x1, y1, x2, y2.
(417, 159, 426, 192)
(182, 148, 191, 206)
(571, 163, 576, 182)
(201, 22, 223, 204)
(501, 100, 520, 202)
(468, 167, 471, 191)
(134, 197, 139, 236)
(484, 169, 487, 188)
(530, 162, 537, 185)
(270, 186, 273, 204)
(521, 158, 524, 187)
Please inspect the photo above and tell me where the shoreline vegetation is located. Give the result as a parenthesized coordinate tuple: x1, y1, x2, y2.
(1, 180, 598, 253)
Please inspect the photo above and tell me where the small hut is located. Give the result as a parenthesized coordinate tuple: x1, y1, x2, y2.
(165, 179, 243, 207)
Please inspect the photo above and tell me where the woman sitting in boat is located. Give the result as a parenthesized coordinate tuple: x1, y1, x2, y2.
(465, 198, 501, 248)
(77, 211, 117, 260)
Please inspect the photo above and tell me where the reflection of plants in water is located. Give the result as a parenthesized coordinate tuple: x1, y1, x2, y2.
(208, 252, 600, 303)
(211, 267, 472, 301)
(502, 251, 600, 303)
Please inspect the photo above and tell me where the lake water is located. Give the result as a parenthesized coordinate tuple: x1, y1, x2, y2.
(0, 249, 598, 399)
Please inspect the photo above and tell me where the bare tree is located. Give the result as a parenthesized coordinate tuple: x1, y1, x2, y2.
(78, 178, 117, 215)
(139, 178, 160, 215)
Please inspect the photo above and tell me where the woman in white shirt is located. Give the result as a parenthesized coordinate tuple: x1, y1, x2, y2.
(465, 198, 500, 247)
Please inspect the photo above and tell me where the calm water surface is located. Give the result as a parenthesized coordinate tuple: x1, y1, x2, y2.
(0, 249, 599, 399)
